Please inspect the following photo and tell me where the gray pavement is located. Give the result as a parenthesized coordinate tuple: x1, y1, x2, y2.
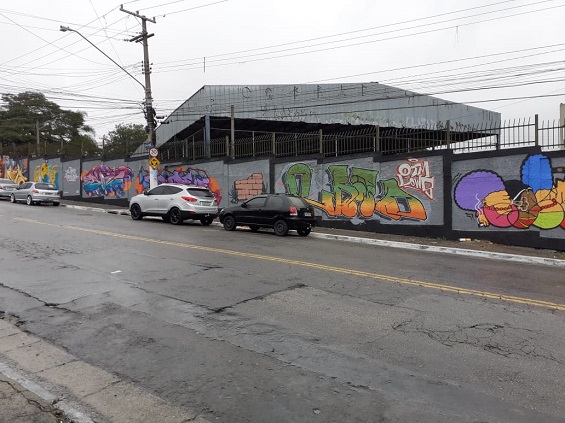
(2, 199, 564, 423)
(59, 199, 565, 267)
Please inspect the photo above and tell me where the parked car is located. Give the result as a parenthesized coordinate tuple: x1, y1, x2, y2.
(10, 181, 60, 206)
(0, 178, 18, 200)
(129, 183, 218, 225)
(219, 193, 316, 236)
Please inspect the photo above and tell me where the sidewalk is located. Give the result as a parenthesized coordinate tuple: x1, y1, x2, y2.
(60, 200, 565, 266)
(0, 319, 210, 423)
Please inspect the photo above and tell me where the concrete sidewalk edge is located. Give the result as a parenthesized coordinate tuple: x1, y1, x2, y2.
(0, 319, 210, 423)
(310, 232, 565, 268)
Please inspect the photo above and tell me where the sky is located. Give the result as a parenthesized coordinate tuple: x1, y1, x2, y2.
(1, 0, 564, 142)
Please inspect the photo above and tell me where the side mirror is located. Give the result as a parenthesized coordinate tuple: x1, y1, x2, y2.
(143, 190, 149, 196)
(241, 203, 248, 208)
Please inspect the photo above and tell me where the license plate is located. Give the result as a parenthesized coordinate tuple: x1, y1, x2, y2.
(303, 212, 311, 217)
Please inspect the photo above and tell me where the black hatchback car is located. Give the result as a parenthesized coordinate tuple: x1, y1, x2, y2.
(219, 194, 316, 236)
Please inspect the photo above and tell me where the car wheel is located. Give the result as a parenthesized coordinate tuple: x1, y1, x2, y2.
(273, 219, 289, 236)
(26, 195, 34, 206)
(200, 217, 214, 226)
(130, 204, 143, 220)
(169, 207, 183, 225)
(223, 215, 236, 231)
(53, 202, 60, 207)
(249, 225, 260, 232)
(10, 194, 16, 203)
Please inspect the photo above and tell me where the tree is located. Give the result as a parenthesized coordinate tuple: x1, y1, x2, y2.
(101, 123, 147, 159)
(0, 91, 99, 158)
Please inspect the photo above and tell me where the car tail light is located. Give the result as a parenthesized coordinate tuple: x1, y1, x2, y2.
(181, 196, 198, 202)
(290, 205, 298, 216)
(32, 189, 39, 193)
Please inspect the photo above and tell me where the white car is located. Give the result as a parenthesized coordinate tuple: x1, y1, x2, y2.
(129, 183, 218, 225)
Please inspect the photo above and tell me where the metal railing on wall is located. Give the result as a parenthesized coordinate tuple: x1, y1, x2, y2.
(156, 115, 564, 162)
(4, 115, 564, 162)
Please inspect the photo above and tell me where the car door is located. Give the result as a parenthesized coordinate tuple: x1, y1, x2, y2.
(15, 182, 32, 201)
(141, 186, 167, 213)
(160, 186, 182, 213)
(237, 196, 267, 225)
(263, 195, 285, 226)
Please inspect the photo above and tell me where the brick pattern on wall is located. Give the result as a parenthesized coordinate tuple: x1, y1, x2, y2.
(234, 173, 264, 201)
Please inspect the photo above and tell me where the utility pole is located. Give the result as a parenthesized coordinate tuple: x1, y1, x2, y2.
(120, 5, 158, 189)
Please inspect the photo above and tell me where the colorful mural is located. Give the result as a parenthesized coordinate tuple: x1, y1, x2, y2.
(81, 164, 133, 198)
(135, 165, 222, 204)
(33, 161, 60, 189)
(230, 173, 265, 203)
(4, 158, 28, 184)
(282, 163, 428, 222)
(454, 154, 565, 230)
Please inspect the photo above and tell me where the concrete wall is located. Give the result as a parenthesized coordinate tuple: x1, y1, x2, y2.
(11, 146, 565, 251)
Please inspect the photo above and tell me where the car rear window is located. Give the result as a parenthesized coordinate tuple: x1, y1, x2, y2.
(0, 179, 13, 184)
(288, 196, 310, 208)
(186, 188, 213, 198)
(36, 183, 57, 190)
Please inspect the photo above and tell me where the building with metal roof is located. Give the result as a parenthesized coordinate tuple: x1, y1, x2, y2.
(154, 82, 500, 151)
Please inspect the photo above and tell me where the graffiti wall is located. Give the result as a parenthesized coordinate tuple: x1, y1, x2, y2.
(14, 145, 565, 250)
(81, 160, 134, 199)
(131, 160, 227, 205)
(453, 153, 565, 240)
(30, 158, 61, 189)
(275, 156, 442, 225)
(4, 157, 28, 184)
(228, 159, 269, 204)
(62, 159, 81, 196)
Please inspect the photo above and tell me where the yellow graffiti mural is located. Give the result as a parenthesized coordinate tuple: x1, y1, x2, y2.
(34, 162, 59, 186)
(6, 165, 27, 184)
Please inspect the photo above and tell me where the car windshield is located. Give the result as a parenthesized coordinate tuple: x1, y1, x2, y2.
(35, 183, 57, 190)
(186, 188, 213, 198)
(288, 196, 310, 208)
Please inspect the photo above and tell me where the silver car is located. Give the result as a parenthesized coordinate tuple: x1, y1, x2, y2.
(0, 178, 18, 200)
(10, 181, 61, 206)
(129, 183, 218, 225)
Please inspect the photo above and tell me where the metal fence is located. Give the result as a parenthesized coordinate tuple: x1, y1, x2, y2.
(156, 115, 564, 161)
(7, 115, 563, 162)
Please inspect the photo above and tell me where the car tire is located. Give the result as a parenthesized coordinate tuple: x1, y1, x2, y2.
(26, 196, 34, 206)
(273, 219, 289, 236)
(200, 217, 214, 226)
(130, 204, 143, 220)
(169, 207, 183, 225)
(53, 202, 60, 207)
(223, 215, 236, 231)
(297, 227, 311, 236)
(249, 225, 260, 232)
(10, 194, 16, 203)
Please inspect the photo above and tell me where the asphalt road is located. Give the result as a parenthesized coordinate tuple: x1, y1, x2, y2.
(0, 200, 564, 423)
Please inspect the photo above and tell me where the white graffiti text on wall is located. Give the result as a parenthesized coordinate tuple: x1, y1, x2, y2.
(396, 158, 435, 200)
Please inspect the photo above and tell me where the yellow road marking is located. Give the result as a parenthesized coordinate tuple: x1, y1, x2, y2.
(14, 217, 565, 311)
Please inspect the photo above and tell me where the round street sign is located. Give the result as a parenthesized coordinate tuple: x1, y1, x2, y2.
(148, 147, 159, 157)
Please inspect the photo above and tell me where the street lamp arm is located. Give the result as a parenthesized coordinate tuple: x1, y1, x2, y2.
(59, 25, 145, 91)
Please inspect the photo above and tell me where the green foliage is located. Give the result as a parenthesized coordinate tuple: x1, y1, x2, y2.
(101, 123, 147, 159)
(0, 91, 100, 159)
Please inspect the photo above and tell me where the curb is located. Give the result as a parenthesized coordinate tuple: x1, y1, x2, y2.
(61, 204, 565, 268)
(0, 361, 96, 423)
